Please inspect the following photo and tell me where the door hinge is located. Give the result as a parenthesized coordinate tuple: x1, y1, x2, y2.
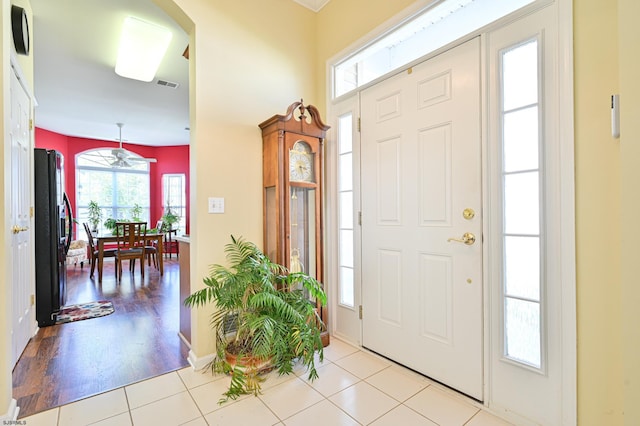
(357, 117, 361, 132)
(29, 207, 34, 218)
(359, 305, 363, 319)
(358, 211, 362, 226)
(30, 294, 35, 306)
(29, 119, 33, 130)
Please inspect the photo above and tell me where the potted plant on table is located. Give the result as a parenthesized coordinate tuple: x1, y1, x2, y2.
(87, 200, 102, 233)
(184, 235, 327, 403)
(160, 205, 179, 232)
(103, 218, 118, 234)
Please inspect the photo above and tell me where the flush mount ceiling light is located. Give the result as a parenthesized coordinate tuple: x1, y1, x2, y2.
(115, 16, 172, 82)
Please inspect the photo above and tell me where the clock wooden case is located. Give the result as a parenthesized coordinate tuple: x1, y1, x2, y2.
(259, 100, 330, 346)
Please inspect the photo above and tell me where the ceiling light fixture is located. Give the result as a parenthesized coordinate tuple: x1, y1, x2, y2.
(115, 16, 173, 82)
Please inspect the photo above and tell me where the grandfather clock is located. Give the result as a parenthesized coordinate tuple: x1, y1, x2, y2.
(259, 100, 330, 346)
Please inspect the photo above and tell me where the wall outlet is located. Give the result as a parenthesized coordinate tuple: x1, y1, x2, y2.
(208, 197, 224, 214)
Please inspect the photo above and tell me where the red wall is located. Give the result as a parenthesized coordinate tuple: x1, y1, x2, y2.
(35, 128, 190, 236)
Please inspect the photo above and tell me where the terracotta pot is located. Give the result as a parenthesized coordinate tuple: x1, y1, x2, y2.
(225, 351, 273, 374)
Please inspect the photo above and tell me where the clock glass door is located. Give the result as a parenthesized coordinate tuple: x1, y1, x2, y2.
(290, 186, 316, 299)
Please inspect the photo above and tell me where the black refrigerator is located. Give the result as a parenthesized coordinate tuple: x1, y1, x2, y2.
(34, 148, 73, 327)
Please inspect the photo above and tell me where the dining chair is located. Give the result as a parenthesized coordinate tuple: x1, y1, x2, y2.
(114, 222, 147, 281)
(83, 222, 116, 279)
(143, 223, 158, 269)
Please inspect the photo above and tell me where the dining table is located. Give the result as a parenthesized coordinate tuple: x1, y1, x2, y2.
(95, 231, 164, 283)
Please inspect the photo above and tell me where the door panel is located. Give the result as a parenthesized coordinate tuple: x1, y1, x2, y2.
(361, 37, 483, 399)
(11, 65, 33, 367)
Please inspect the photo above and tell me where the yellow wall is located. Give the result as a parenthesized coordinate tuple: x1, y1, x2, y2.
(158, 0, 318, 357)
(573, 1, 623, 423)
(618, 0, 640, 424)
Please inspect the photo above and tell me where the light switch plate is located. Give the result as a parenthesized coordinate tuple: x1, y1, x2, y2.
(208, 197, 224, 214)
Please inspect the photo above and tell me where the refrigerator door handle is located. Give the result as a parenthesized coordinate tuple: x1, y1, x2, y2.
(63, 193, 73, 254)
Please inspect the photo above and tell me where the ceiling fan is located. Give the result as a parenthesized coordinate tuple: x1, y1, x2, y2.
(110, 123, 157, 167)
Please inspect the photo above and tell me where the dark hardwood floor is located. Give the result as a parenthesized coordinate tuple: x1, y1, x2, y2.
(13, 257, 190, 418)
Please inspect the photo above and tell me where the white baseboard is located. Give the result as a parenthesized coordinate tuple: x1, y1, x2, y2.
(187, 350, 215, 371)
(0, 399, 18, 421)
(178, 332, 191, 349)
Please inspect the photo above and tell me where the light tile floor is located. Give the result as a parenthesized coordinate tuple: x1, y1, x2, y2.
(21, 339, 513, 426)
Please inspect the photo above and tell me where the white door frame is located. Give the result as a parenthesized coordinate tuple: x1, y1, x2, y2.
(9, 54, 37, 368)
(325, 0, 575, 424)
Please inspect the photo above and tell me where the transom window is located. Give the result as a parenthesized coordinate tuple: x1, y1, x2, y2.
(76, 149, 150, 234)
(333, 0, 535, 98)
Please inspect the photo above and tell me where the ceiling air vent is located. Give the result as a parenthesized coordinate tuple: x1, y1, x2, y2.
(156, 79, 179, 89)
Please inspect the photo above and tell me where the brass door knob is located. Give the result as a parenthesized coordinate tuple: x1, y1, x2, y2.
(12, 225, 28, 234)
(447, 232, 476, 245)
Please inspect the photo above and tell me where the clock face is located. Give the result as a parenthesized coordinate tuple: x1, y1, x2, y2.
(289, 142, 314, 182)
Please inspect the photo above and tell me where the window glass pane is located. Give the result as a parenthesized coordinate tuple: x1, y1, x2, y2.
(162, 174, 186, 231)
(504, 171, 539, 235)
(339, 229, 354, 268)
(333, 0, 535, 98)
(116, 173, 149, 208)
(505, 298, 541, 368)
(503, 40, 538, 111)
(338, 114, 353, 155)
(77, 170, 113, 206)
(339, 154, 353, 191)
(505, 236, 540, 301)
(75, 149, 150, 234)
(340, 192, 353, 229)
(504, 106, 538, 172)
(339, 267, 355, 307)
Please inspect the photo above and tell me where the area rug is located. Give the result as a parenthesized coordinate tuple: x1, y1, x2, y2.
(55, 301, 115, 324)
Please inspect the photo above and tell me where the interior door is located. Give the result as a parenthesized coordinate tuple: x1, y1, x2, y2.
(360, 38, 483, 399)
(11, 64, 34, 366)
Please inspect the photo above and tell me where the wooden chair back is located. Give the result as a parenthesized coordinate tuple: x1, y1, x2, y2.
(83, 222, 96, 253)
(115, 222, 147, 252)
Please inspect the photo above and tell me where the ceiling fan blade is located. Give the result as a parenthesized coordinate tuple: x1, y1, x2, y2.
(110, 157, 132, 168)
(127, 157, 157, 163)
(110, 123, 157, 165)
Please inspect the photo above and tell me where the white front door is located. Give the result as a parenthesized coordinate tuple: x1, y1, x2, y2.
(360, 38, 483, 399)
(11, 65, 34, 367)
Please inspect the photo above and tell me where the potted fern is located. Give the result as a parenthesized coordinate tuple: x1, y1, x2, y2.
(184, 235, 327, 403)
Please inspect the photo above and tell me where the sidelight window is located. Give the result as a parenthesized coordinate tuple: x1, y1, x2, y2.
(500, 39, 542, 369)
(337, 113, 355, 308)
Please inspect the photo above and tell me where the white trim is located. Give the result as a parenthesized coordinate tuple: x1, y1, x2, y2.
(325, 95, 362, 346)
(0, 399, 18, 422)
(187, 349, 215, 371)
(10, 51, 35, 104)
(328, 0, 554, 104)
(557, 0, 577, 423)
(178, 332, 191, 349)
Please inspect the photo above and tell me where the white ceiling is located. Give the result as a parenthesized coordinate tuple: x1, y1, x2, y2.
(30, 0, 190, 147)
(29, 0, 328, 147)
